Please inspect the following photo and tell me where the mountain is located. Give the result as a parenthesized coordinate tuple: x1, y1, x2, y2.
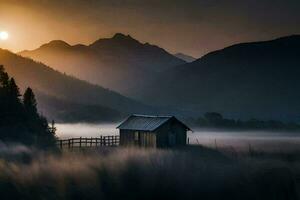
(141, 35, 300, 121)
(0, 48, 150, 122)
(19, 33, 185, 96)
(174, 53, 196, 62)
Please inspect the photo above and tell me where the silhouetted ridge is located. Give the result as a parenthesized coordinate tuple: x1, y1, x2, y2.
(19, 33, 185, 96)
(112, 33, 135, 40)
(90, 33, 141, 49)
(141, 35, 300, 121)
(1, 48, 150, 122)
(184, 35, 300, 69)
(40, 40, 71, 49)
(272, 34, 300, 42)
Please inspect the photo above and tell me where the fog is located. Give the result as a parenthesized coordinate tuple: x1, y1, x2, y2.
(55, 123, 118, 138)
(56, 123, 300, 152)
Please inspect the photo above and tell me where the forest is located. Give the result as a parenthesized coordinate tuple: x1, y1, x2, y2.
(0, 65, 56, 148)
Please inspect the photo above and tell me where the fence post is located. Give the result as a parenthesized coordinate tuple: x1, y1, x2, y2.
(71, 138, 74, 151)
(56, 135, 120, 150)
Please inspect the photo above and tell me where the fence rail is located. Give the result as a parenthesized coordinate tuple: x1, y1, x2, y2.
(56, 136, 120, 150)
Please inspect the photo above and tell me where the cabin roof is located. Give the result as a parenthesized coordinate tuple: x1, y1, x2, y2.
(116, 114, 191, 131)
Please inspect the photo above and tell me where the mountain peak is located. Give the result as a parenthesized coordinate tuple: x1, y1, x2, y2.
(90, 33, 141, 49)
(40, 40, 71, 49)
(112, 33, 134, 40)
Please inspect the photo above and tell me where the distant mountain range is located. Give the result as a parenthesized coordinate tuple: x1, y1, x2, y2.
(140, 35, 300, 121)
(19, 33, 185, 96)
(0, 48, 150, 122)
(174, 53, 196, 62)
(15, 34, 300, 122)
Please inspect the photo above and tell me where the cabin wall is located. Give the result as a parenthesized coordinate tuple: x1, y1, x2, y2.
(120, 129, 135, 146)
(155, 120, 187, 148)
(120, 129, 156, 147)
(139, 132, 156, 148)
(172, 122, 187, 146)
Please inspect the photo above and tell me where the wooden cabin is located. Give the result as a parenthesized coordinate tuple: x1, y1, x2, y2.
(117, 114, 191, 148)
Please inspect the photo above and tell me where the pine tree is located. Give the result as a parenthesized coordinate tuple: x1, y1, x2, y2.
(23, 87, 38, 115)
(0, 65, 9, 88)
(0, 66, 56, 149)
(23, 87, 56, 148)
(8, 78, 21, 103)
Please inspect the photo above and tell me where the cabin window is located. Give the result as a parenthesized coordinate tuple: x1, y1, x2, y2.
(134, 131, 139, 141)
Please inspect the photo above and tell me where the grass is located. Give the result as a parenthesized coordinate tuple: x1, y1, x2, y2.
(0, 144, 299, 200)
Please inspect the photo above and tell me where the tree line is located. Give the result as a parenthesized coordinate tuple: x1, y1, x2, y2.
(0, 65, 56, 148)
(196, 112, 300, 131)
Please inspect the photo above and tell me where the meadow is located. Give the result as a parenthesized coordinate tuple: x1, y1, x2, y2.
(0, 143, 299, 200)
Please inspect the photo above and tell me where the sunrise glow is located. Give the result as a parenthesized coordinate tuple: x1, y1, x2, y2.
(0, 31, 9, 40)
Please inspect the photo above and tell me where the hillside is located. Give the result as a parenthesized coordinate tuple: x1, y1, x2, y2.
(141, 35, 300, 121)
(36, 92, 121, 123)
(19, 33, 185, 95)
(0, 66, 56, 147)
(0, 48, 149, 122)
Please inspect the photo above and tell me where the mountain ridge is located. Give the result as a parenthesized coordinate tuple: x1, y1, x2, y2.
(140, 35, 300, 121)
(19, 33, 186, 95)
(1, 48, 150, 122)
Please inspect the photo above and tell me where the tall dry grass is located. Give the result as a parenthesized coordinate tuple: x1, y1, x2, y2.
(0, 143, 299, 200)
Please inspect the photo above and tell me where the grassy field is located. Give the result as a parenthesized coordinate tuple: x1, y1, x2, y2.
(0, 144, 299, 200)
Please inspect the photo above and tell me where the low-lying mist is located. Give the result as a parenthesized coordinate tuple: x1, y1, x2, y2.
(55, 123, 118, 138)
(0, 144, 299, 200)
(190, 128, 300, 152)
(56, 123, 300, 152)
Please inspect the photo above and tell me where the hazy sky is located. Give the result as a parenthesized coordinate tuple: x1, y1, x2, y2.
(0, 0, 300, 57)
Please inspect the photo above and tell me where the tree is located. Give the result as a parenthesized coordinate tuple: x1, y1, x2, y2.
(0, 66, 56, 149)
(23, 87, 38, 115)
(8, 78, 21, 103)
(0, 65, 9, 88)
(23, 87, 57, 148)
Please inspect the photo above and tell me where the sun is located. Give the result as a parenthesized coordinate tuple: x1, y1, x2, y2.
(0, 31, 9, 40)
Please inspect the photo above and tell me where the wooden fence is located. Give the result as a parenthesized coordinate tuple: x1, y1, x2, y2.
(56, 135, 120, 150)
